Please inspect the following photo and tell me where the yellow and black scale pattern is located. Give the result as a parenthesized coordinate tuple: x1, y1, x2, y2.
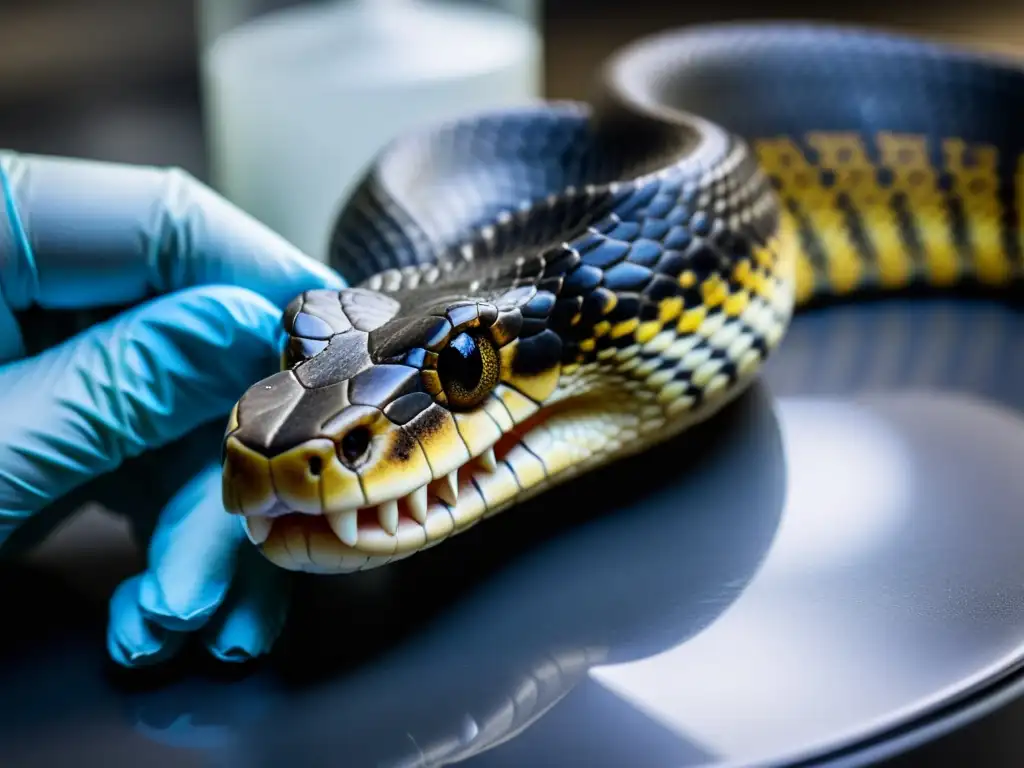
(758, 130, 1024, 302)
(221, 23, 1024, 574)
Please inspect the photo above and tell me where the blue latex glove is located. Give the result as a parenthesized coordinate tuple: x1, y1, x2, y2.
(0, 151, 345, 666)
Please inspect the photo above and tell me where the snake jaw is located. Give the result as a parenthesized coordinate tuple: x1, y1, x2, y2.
(222, 354, 641, 574)
(224, 407, 534, 573)
(227, 372, 675, 575)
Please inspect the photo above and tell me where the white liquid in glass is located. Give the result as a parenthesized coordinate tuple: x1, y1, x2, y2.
(202, 0, 542, 260)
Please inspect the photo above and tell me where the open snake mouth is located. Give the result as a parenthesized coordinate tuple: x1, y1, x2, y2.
(234, 397, 647, 573)
(250, 413, 542, 574)
(235, 394, 651, 575)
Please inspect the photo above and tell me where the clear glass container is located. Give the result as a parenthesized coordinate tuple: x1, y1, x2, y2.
(197, 0, 543, 260)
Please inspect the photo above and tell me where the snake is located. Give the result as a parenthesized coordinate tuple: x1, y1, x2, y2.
(219, 22, 1024, 574)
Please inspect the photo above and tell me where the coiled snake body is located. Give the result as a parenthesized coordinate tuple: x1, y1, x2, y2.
(221, 23, 1024, 573)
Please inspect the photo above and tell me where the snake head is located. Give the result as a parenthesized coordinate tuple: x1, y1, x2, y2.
(221, 284, 563, 573)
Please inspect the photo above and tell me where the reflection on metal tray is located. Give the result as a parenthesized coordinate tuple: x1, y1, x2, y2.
(1, 297, 1024, 767)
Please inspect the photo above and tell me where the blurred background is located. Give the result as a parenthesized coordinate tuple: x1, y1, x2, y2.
(1, 0, 1023, 260)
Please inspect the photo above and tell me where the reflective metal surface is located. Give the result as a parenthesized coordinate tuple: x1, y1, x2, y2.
(2, 297, 1024, 767)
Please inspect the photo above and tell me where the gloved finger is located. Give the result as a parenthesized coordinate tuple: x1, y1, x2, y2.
(128, 461, 289, 666)
(101, 421, 229, 544)
(200, 540, 292, 663)
(0, 151, 343, 359)
(136, 463, 247, 632)
(0, 419, 227, 562)
(0, 284, 282, 542)
(107, 573, 187, 667)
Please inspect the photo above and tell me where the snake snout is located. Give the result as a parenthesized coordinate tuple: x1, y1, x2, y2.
(222, 383, 472, 573)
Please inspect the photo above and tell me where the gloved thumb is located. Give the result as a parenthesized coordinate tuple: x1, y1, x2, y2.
(0, 284, 283, 544)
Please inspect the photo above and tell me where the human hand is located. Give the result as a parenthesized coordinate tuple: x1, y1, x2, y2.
(0, 150, 345, 666)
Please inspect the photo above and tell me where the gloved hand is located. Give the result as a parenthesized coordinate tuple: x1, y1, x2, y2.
(0, 150, 345, 666)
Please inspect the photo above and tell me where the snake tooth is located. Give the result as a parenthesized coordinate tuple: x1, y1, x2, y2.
(326, 508, 360, 547)
(407, 484, 430, 524)
(242, 516, 273, 546)
(434, 471, 460, 505)
(478, 447, 498, 473)
(378, 499, 400, 535)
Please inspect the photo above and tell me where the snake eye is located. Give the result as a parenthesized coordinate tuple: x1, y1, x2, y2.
(437, 331, 500, 410)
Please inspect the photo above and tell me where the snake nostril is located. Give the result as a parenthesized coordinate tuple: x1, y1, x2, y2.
(308, 455, 323, 476)
(340, 426, 371, 466)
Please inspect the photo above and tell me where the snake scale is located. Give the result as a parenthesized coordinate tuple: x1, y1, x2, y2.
(220, 23, 1024, 574)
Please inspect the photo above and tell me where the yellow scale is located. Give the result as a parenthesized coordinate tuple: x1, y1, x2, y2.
(754, 131, 1020, 302)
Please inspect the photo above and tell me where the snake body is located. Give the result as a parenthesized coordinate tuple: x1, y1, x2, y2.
(221, 23, 1024, 574)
